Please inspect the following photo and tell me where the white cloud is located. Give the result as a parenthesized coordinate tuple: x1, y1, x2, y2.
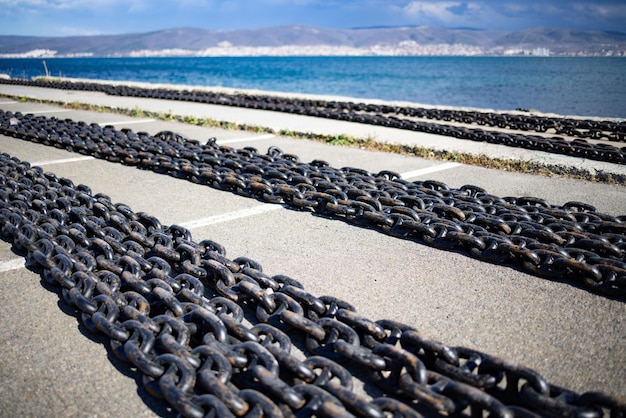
(0, 0, 171, 9)
(0, 0, 120, 10)
(127, 0, 151, 12)
(572, 2, 626, 17)
(402, 1, 484, 26)
(57, 26, 105, 36)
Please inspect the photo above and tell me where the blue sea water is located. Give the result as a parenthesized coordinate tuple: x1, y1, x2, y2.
(1, 56, 625, 118)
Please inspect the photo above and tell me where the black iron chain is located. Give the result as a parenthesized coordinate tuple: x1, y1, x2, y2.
(1, 109, 625, 301)
(1, 78, 625, 164)
(1, 152, 624, 417)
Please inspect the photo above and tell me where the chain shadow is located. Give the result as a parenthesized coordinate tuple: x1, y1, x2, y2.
(16, 258, 178, 418)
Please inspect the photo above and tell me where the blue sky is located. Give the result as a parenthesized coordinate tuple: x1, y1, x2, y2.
(1, 0, 625, 37)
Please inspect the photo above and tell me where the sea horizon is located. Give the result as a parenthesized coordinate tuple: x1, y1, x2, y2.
(1, 56, 625, 119)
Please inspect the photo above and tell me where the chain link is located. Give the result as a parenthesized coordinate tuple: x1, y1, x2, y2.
(1, 78, 625, 163)
(1, 109, 625, 301)
(1, 152, 625, 417)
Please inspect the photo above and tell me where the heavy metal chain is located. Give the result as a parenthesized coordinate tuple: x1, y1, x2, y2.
(1, 152, 625, 417)
(1, 78, 625, 164)
(1, 110, 625, 301)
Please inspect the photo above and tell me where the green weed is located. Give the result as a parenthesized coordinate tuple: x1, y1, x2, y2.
(4, 94, 623, 185)
(129, 106, 145, 118)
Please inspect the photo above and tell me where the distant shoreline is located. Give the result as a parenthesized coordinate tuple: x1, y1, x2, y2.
(2, 25, 625, 58)
(3, 54, 624, 60)
(2, 52, 621, 59)
(2, 56, 623, 118)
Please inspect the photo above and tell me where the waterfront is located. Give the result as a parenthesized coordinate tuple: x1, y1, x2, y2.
(1, 56, 625, 118)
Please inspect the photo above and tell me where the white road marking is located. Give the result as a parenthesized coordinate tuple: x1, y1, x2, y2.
(97, 118, 156, 126)
(179, 204, 282, 229)
(218, 134, 275, 144)
(31, 156, 95, 166)
(26, 109, 73, 114)
(0, 101, 18, 105)
(401, 162, 461, 179)
(0, 258, 26, 273)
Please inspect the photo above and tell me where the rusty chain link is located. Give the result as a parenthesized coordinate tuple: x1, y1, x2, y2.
(0, 78, 625, 164)
(1, 109, 625, 301)
(1, 99, 626, 416)
(1, 152, 625, 417)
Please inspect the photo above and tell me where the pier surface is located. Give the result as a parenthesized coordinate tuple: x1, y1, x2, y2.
(0, 83, 624, 417)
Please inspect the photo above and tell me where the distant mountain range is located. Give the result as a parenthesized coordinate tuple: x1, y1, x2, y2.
(1, 25, 625, 58)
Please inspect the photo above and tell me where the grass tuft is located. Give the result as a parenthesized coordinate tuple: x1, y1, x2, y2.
(2, 93, 624, 185)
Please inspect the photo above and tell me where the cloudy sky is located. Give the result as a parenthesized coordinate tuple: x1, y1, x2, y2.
(1, 0, 624, 37)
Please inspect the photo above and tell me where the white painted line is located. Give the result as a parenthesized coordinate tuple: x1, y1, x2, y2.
(0, 101, 18, 105)
(27, 109, 73, 114)
(401, 162, 461, 179)
(179, 204, 282, 229)
(0, 258, 26, 273)
(31, 156, 95, 166)
(98, 118, 156, 126)
(218, 134, 275, 144)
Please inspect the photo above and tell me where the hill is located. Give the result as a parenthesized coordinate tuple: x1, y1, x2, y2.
(1, 25, 624, 57)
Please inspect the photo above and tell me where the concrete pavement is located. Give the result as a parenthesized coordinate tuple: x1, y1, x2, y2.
(0, 84, 624, 417)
